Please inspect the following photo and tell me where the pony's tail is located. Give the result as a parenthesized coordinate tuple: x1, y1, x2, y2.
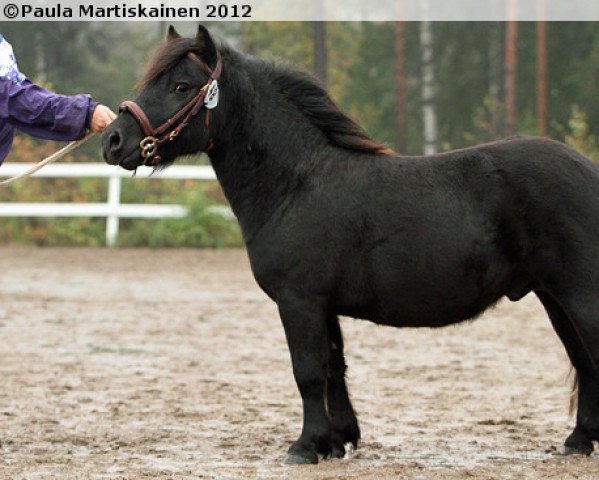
(569, 366, 579, 416)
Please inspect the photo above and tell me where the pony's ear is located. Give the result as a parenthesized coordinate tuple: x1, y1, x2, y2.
(167, 25, 181, 40)
(193, 24, 218, 67)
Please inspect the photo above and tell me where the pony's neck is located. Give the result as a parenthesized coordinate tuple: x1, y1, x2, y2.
(209, 117, 331, 244)
(207, 57, 334, 243)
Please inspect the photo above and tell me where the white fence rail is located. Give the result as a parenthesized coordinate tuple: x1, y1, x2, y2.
(0, 163, 222, 246)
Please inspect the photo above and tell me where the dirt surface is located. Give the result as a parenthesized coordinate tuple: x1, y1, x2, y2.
(0, 247, 598, 479)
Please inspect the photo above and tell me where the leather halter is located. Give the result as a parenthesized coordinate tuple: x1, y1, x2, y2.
(119, 50, 222, 166)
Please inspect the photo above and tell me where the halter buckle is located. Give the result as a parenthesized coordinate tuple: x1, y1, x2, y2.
(140, 136, 158, 159)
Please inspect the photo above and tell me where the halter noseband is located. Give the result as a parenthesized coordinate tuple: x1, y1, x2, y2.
(119, 50, 222, 167)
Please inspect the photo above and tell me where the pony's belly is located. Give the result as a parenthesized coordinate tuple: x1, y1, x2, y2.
(334, 267, 510, 328)
(338, 299, 490, 328)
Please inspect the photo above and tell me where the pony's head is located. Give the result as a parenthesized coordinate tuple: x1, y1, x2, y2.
(103, 25, 223, 170)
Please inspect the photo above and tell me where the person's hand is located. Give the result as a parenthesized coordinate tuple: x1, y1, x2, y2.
(90, 104, 117, 133)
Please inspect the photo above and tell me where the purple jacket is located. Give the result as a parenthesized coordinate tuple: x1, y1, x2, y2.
(0, 36, 98, 165)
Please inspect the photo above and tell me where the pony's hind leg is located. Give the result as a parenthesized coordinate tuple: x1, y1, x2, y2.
(326, 315, 360, 457)
(536, 291, 599, 455)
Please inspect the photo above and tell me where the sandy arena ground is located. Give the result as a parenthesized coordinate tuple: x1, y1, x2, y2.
(0, 247, 598, 479)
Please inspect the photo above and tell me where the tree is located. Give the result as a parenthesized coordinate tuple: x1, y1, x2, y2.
(313, 22, 328, 86)
(488, 23, 503, 139)
(504, 1, 518, 135)
(420, 20, 438, 154)
(536, 18, 548, 136)
(394, 21, 407, 152)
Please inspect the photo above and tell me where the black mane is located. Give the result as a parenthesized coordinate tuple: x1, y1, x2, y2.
(137, 37, 207, 89)
(266, 65, 392, 155)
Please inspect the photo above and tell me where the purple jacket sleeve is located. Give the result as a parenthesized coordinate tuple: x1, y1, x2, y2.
(0, 78, 98, 141)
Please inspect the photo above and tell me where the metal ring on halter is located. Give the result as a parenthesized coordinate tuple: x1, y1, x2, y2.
(140, 136, 159, 159)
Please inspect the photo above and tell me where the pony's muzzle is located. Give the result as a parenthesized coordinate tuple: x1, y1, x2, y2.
(102, 125, 138, 170)
(103, 126, 123, 165)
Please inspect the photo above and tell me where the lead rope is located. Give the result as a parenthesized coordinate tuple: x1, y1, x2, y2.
(0, 132, 94, 188)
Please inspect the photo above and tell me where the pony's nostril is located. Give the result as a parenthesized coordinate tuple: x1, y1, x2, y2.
(109, 130, 122, 151)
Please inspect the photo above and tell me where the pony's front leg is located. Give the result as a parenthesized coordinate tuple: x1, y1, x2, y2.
(278, 292, 331, 464)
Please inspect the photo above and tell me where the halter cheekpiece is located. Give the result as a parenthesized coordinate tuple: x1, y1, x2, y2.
(119, 50, 222, 167)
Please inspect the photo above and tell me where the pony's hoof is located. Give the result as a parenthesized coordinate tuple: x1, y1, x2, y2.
(284, 452, 318, 465)
(564, 429, 594, 456)
(563, 444, 593, 456)
(330, 444, 345, 459)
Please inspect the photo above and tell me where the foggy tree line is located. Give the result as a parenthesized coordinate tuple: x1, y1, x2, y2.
(2, 21, 599, 157)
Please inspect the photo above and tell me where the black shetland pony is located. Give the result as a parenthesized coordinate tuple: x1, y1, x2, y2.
(103, 25, 599, 464)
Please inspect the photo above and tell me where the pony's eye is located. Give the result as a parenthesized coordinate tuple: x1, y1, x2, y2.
(175, 83, 190, 94)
